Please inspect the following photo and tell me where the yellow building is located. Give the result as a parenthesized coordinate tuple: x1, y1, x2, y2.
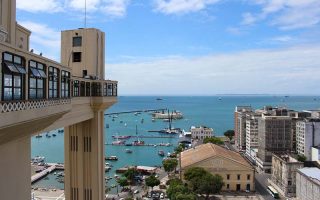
(0, 0, 117, 200)
(181, 143, 255, 192)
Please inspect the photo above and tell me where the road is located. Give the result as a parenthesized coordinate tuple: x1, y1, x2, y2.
(255, 172, 275, 200)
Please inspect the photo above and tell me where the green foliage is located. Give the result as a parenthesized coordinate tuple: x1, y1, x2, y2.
(162, 158, 178, 174)
(224, 130, 235, 141)
(167, 182, 190, 200)
(124, 168, 137, 183)
(145, 175, 160, 190)
(117, 177, 129, 187)
(184, 167, 224, 199)
(175, 193, 196, 200)
(203, 137, 224, 145)
(166, 178, 183, 186)
(297, 154, 307, 162)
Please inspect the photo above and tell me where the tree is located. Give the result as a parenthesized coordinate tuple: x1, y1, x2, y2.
(176, 193, 196, 200)
(203, 137, 224, 145)
(162, 159, 178, 175)
(297, 154, 307, 162)
(224, 130, 235, 141)
(167, 181, 190, 200)
(124, 168, 137, 183)
(145, 175, 160, 191)
(184, 167, 207, 181)
(117, 177, 129, 188)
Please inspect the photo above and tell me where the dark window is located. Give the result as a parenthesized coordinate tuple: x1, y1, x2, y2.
(86, 82, 91, 96)
(236, 184, 241, 191)
(226, 184, 230, 189)
(80, 81, 85, 96)
(237, 174, 240, 180)
(61, 71, 70, 98)
(29, 60, 46, 99)
(227, 174, 230, 180)
(73, 36, 82, 47)
(48, 66, 59, 98)
(73, 80, 79, 97)
(73, 52, 81, 62)
(107, 83, 113, 96)
(92, 82, 101, 96)
(2, 52, 25, 101)
(246, 184, 250, 191)
(247, 174, 250, 180)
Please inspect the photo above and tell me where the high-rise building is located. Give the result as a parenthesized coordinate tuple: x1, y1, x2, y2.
(256, 114, 292, 173)
(296, 119, 320, 160)
(245, 113, 260, 157)
(234, 106, 252, 150)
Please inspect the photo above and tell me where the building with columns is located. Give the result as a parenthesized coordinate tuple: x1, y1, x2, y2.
(0, 1, 117, 200)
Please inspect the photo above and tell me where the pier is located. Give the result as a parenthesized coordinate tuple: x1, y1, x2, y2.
(112, 135, 176, 139)
(31, 163, 64, 183)
(105, 108, 167, 115)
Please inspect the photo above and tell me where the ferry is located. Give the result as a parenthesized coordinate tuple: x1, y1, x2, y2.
(106, 156, 118, 161)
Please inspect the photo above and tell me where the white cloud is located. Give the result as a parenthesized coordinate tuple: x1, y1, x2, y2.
(102, 0, 130, 17)
(242, 0, 320, 29)
(16, 0, 63, 13)
(154, 0, 220, 15)
(271, 35, 293, 42)
(106, 45, 320, 95)
(19, 21, 61, 61)
(68, 0, 100, 11)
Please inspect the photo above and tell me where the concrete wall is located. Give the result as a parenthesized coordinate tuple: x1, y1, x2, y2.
(296, 171, 320, 200)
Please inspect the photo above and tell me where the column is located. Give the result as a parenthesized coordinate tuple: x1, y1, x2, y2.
(0, 137, 31, 200)
(65, 110, 105, 200)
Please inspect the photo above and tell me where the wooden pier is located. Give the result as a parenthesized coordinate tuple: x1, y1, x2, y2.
(105, 108, 167, 116)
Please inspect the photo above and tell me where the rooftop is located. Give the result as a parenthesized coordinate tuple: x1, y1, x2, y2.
(298, 167, 320, 185)
(181, 143, 252, 169)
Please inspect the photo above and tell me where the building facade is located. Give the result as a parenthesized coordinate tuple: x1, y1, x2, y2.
(296, 168, 320, 200)
(181, 143, 255, 192)
(0, 1, 117, 200)
(234, 106, 252, 150)
(190, 126, 214, 140)
(245, 113, 260, 157)
(269, 154, 303, 197)
(256, 115, 292, 173)
(296, 119, 320, 160)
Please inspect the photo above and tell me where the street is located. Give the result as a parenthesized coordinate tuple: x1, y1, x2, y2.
(255, 172, 274, 200)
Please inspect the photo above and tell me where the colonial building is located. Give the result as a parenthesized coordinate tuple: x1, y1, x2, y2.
(269, 154, 303, 198)
(190, 126, 214, 140)
(296, 167, 320, 200)
(296, 118, 320, 160)
(234, 106, 252, 150)
(181, 143, 255, 192)
(0, 0, 117, 199)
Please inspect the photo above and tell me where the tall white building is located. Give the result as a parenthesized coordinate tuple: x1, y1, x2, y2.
(190, 126, 214, 140)
(245, 114, 260, 157)
(234, 106, 253, 150)
(296, 119, 320, 160)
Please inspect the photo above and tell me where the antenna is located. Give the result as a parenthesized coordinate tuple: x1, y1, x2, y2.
(84, 0, 87, 28)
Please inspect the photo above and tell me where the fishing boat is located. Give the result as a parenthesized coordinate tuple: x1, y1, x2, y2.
(105, 156, 118, 161)
(125, 149, 133, 153)
(158, 150, 165, 156)
(132, 125, 145, 146)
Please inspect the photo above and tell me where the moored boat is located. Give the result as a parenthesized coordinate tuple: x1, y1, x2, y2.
(105, 156, 118, 161)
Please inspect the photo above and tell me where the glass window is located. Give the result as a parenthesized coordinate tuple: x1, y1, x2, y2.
(247, 174, 250, 180)
(49, 66, 59, 98)
(2, 52, 25, 101)
(29, 60, 46, 99)
(73, 36, 82, 47)
(61, 70, 70, 98)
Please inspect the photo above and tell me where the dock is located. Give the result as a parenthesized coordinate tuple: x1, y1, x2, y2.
(31, 163, 64, 183)
(112, 135, 175, 139)
(105, 108, 167, 116)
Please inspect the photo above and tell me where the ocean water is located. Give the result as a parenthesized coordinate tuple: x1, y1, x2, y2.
(31, 95, 320, 190)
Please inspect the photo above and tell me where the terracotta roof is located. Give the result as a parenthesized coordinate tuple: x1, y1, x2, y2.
(181, 143, 252, 169)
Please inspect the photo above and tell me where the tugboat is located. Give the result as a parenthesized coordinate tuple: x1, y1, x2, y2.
(158, 150, 165, 157)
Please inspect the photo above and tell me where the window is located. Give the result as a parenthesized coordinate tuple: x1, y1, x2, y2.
(237, 174, 241, 180)
(80, 81, 85, 96)
(227, 174, 230, 180)
(92, 82, 101, 96)
(48, 67, 59, 98)
(86, 82, 91, 96)
(73, 80, 79, 97)
(73, 36, 82, 47)
(73, 52, 81, 62)
(2, 52, 26, 101)
(236, 184, 241, 191)
(29, 60, 46, 99)
(107, 83, 113, 96)
(226, 184, 230, 189)
(247, 174, 250, 180)
(61, 70, 70, 98)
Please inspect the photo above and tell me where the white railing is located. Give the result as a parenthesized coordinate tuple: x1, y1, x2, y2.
(0, 98, 71, 113)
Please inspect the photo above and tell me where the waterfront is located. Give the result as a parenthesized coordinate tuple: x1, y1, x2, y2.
(31, 95, 320, 191)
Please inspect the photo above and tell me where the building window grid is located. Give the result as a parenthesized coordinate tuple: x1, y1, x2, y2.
(61, 71, 70, 98)
(2, 52, 25, 101)
(48, 66, 59, 98)
(73, 80, 80, 97)
(28, 60, 46, 99)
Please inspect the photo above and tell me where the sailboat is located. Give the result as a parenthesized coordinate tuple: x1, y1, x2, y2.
(159, 110, 181, 134)
(132, 125, 145, 146)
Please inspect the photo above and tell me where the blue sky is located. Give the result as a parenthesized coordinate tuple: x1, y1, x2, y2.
(16, 0, 320, 95)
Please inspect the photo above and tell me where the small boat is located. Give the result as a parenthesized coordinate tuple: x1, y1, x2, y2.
(45, 133, 51, 138)
(156, 98, 163, 100)
(54, 172, 57, 175)
(125, 149, 133, 153)
(58, 130, 64, 133)
(35, 134, 42, 138)
(112, 140, 125, 145)
(112, 135, 131, 139)
(124, 123, 127, 127)
(152, 118, 155, 122)
(132, 140, 145, 146)
(106, 156, 118, 161)
(125, 143, 133, 146)
(106, 124, 109, 128)
(158, 150, 165, 156)
(52, 134, 56, 137)
(120, 121, 123, 123)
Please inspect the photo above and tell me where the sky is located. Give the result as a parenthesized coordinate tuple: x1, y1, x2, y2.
(16, 0, 320, 95)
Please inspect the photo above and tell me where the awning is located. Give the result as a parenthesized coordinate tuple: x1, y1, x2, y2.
(38, 69, 47, 78)
(30, 67, 41, 78)
(4, 62, 19, 73)
(14, 64, 27, 74)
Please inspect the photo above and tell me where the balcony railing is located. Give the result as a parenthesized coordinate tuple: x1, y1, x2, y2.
(0, 98, 71, 113)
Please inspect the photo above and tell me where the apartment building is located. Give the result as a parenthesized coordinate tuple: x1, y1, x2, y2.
(234, 106, 253, 150)
(245, 113, 260, 157)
